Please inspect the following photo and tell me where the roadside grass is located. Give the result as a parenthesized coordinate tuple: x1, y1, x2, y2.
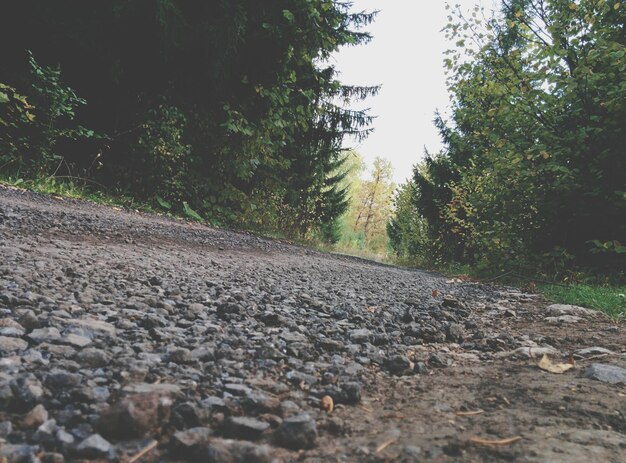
(0, 174, 154, 210)
(540, 283, 626, 319)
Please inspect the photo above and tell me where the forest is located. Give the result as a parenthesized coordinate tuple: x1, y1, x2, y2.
(1, 0, 624, 282)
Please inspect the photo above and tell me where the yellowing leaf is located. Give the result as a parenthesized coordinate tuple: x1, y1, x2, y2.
(321, 395, 334, 413)
(538, 354, 575, 374)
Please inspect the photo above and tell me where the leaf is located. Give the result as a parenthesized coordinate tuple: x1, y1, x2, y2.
(538, 354, 575, 374)
(321, 395, 334, 413)
(182, 201, 203, 222)
(432, 289, 439, 298)
(470, 436, 522, 446)
(156, 195, 172, 210)
(0, 92, 9, 104)
(282, 9, 295, 22)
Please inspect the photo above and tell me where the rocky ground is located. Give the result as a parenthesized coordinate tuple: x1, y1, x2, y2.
(0, 184, 624, 463)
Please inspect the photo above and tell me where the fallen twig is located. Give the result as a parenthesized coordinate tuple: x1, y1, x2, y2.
(470, 436, 522, 446)
(455, 409, 485, 417)
(127, 439, 158, 463)
(376, 437, 398, 453)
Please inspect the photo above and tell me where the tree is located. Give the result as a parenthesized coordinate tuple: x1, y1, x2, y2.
(348, 157, 395, 251)
(411, 0, 626, 275)
(0, 1, 378, 236)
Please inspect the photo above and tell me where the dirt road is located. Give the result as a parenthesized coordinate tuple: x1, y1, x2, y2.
(0, 185, 624, 462)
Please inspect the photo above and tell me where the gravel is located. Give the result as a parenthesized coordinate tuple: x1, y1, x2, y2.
(1, 185, 623, 462)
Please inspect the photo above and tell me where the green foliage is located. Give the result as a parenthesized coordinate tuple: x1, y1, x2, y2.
(402, 0, 626, 276)
(0, 83, 34, 168)
(25, 52, 97, 173)
(0, 1, 377, 237)
(1, 52, 97, 175)
(336, 153, 395, 256)
(182, 201, 204, 222)
(387, 180, 429, 260)
(123, 104, 190, 204)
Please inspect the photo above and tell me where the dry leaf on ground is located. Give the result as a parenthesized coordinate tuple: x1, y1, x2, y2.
(538, 354, 575, 374)
(321, 395, 334, 413)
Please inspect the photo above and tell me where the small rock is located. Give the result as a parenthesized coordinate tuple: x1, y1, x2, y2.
(171, 427, 213, 458)
(584, 363, 626, 385)
(223, 416, 269, 441)
(56, 429, 75, 448)
(44, 370, 82, 390)
(167, 348, 193, 364)
(63, 333, 92, 348)
(75, 433, 113, 459)
(10, 376, 44, 412)
(0, 336, 28, 353)
(446, 322, 464, 342)
(0, 444, 40, 463)
(0, 420, 13, 438)
(414, 361, 428, 374)
(384, 354, 414, 375)
(99, 392, 172, 438)
(28, 327, 62, 344)
(349, 329, 372, 343)
(428, 353, 449, 368)
(22, 404, 49, 428)
(121, 382, 182, 397)
(74, 348, 110, 368)
(41, 452, 65, 463)
(545, 315, 582, 324)
(196, 438, 272, 463)
(275, 413, 317, 450)
(497, 346, 559, 359)
(574, 347, 614, 358)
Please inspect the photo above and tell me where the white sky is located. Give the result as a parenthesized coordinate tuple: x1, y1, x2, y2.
(332, 0, 496, 184)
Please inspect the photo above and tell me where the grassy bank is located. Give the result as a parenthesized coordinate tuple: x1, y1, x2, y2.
(540, 283, 625, 319)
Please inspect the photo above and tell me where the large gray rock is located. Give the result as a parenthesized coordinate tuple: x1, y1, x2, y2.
(584, 363, 626, 385)
(545, 304, 595, 317)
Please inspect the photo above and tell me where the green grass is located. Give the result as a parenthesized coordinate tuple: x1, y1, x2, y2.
(0, 174, 161, 214)
(540, 283, 626, 319)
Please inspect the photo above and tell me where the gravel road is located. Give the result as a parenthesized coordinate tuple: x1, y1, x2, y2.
(0, 185, 624, 463)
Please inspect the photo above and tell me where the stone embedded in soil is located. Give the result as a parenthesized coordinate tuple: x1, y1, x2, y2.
(170, 427, 213, 458)
(584, 363, 626, 385)
(384, 354, 414, 375)
(195, 438, 273, 463)
(0, 444, 40, 463)
(0, 420, 13, 437)
(545, 304, 595, 317)
(22, 404, 49, 428)
(75, 433, 113, 459)
(27, 327, 63, 344)
(545, 315, 582, 324)
(274, 413, 317, 450)
(223, 416, 270, 440)
(74, 348, 110, 367)
(99, 392, 173, 438)
(574, 347, 614, 358)
(497, 346, 559, 359)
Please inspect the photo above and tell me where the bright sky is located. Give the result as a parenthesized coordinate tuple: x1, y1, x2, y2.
(332, 0, 495, 185)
